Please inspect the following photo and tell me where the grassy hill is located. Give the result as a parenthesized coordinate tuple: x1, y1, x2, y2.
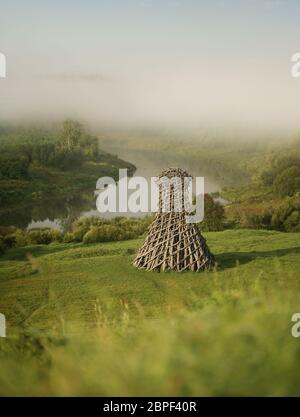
(1, 229, 300, 396)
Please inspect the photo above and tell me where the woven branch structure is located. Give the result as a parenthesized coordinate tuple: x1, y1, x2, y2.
(133, 168, 215, 272)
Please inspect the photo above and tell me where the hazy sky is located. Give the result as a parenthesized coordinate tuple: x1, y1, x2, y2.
(1, 0, 300, 131)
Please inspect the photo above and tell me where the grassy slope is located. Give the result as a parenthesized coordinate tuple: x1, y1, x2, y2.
(0, 229, 300, 396)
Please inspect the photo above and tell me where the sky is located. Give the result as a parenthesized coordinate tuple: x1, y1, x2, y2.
(1, 0, 300, 132)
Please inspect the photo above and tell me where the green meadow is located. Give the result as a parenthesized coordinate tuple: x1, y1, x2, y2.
(1, 229, 300, 396)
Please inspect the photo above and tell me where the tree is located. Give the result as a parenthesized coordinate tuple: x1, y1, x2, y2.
(273, 166, 300, 197)
(271, 197, 300, 232)
(261, 156, 300, 187)
(59, 119, 83, 151)
(199, 194, 225, 231)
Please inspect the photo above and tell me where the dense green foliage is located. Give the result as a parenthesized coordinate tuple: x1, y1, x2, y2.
(273, 166, 300, 197)
(71, 216, 151, 243)
(261, 155, 300, 186)
(0, 121, 135, 228)
(0, 216, 152, 251)
(0, 120, 110, 176)
(199, 194, 225, 232)
(225, 197, 300, 232)
(271, 198, 300, 232)
(260, 155, 300, 197)
(223, 149, 300, 231)
(1, 230, 300, 395)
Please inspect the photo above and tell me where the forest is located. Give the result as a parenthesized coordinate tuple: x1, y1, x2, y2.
(0, 120, 135, 228)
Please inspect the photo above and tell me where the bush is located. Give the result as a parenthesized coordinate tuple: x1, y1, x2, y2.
(28, 229, 63, 245)
(83, 225, 136, 244)
(3, 233, 17, 249)
(271, 198, 300, 232)
(0, 226, 17, 237)
(284, 211, 300, 232)
(225, 201, 274, 231)
(0, 216, 150, 250)
(199, 194, 225, 232)
(226, 198, 300, 232)
(0, 236, 5, 255)
(72, 216, 151, 244)
(241, 211, 273, 230)
(273, 166, 300, 197)
(63, 232, 76, 243)
(14, 229, 29, 247)
(72, 216, 106, 241)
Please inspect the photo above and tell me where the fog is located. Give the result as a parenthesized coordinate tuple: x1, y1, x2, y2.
(1, 0, 300, 134)
(1, 62, 299, 134)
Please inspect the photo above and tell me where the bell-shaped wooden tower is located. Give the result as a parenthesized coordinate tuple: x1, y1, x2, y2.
(133, 168, 215, 272)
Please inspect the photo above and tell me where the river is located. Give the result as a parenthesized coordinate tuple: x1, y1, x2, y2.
(27, 145, 222, 230)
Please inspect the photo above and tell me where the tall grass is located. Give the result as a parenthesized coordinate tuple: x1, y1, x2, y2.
(1, 230, 300, 396)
